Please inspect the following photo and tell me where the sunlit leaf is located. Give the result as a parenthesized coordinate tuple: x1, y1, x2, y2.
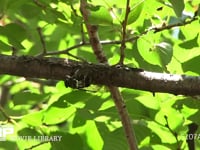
(84, 121, 103, 150)
(138, 32, 173, 68)
(147, 121, 176, 143)
(22, 111, 44, 126)
(127, 0, 144, 25)
(43, 98, 76, 125)
(155, 106, 185, 131)
(87, 5, 113, 25)
(137, 32, 161, 66)
(136, 95, 160, 110)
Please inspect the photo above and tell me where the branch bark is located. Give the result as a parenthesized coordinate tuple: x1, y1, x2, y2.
(0, 54, 200, 96)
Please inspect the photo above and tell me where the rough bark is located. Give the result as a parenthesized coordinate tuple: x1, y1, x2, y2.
(0, 54, 200, 96)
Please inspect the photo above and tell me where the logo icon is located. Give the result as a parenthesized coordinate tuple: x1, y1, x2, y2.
(0, 126, 14, 141)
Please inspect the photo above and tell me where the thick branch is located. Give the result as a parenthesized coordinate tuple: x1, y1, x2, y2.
(0, 54, 200, 95)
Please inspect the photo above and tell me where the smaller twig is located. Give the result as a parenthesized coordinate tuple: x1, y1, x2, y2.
(164, 115, 181, 150)
(0, 105, 17, 125)
(37, 27, 47, 56)
(7, 115, 23, 120)
(45, 40, 122, 56)
(33, 0, 46, 9)
(118, 0, 130, 65)
(81, 22, 86, 43)
(0, 105, 11, 121)
(66, 51, 87, 62)
(46, 22, 86, 56)
(45, 42, 85, 55)
(153, 16, 198, 33)
(11, 46, 17, 56)
(127, 15, 198, 41)
(70, 4, 78, 16)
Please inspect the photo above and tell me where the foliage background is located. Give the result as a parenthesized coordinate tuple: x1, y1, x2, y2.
(0, 0, 200, 149)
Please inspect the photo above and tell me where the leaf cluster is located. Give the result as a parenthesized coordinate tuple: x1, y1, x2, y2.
(0, 0, 200, 149)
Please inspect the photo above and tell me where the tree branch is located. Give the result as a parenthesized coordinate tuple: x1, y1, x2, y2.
(80, 1, 138, 149)
(37, 27, 47, 56)
(0, 54, 200, 96)
(119, 0, 130, 65)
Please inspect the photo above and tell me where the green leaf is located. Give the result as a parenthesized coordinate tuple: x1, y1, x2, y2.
(147, 121, 176, 143)
(127, 0, 144, 25)
(84, 95, 105, 111)
(20, 3, 42, 19)
(155, 42, 173, 67)
(73, 108, 92, 127)
(136, 95, 160, 110)
(84, 121, 103, 150)
(43, 98, 76, 125)
(22, 111, 44, 126)
(51, 132, 83, 150)
(43, 8, 66, 24)
(3, 24, 26, 42)
(17, 128, 43, 149)
(137, 32, 161, 66)
(0, 39, 11, 51)
(152, 145, 174, 150)
(134, 123, 151, 145)
(155, 107, 185, 131)
(0, 141, 16, 150)
(0, 23, 26, 49)
(137, 32, 172, 68)
(182, 55, 200, 74)
(126, 97, 152, 119)
(96, 122, 128, 150)
(179, 33, 199, 49)
(13, 92, 49, 105)
(168, 0, 185, 17)
(60, 90, 93, 104)
(87, 5, 113, 25)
